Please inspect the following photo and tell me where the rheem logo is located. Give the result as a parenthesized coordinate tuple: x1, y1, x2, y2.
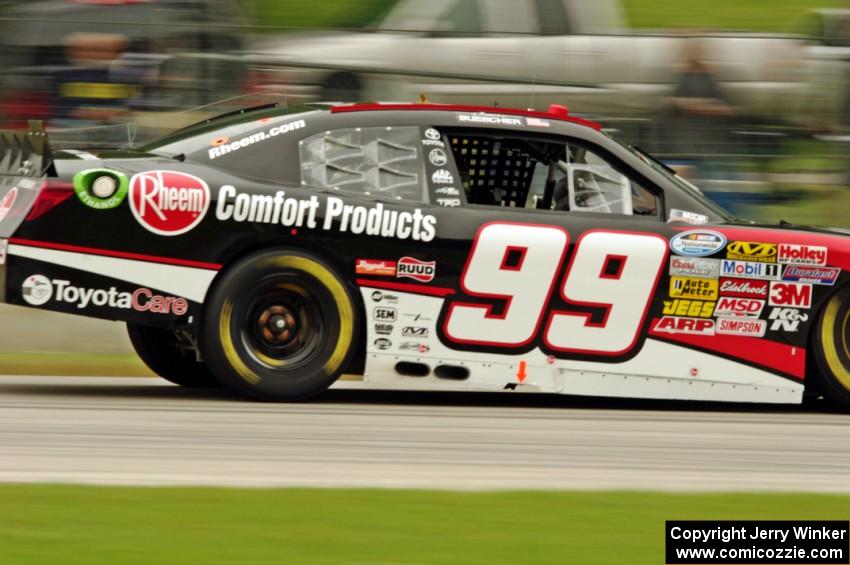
(768, 282, 812, 308)
(129, 171, 210, 236)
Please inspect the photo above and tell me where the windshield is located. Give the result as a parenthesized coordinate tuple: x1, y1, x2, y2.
(609, 135, 734, 222)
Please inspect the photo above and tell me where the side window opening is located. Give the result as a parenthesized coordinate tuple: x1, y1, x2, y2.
(446, 132, 659, 217)
(299, 126, 425, 202)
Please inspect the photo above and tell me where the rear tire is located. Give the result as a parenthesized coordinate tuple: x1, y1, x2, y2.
(200, 249, 358, 401)
(127, 323, 219, 388)
(811, 291, 850, 409)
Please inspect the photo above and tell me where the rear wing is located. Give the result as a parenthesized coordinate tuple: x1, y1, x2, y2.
(0, 121, 53, 177)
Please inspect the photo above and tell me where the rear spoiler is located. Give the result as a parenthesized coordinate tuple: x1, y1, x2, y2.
(0, 121, 53, 177)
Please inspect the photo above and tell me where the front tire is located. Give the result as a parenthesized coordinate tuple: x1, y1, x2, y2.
(127, 323, 219, 388)
(200, 249, 358, 401)
(811, 291, 850, 408)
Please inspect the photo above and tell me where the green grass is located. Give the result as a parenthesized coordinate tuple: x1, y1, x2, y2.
(1, 486, 848, 564)
(0, 352, 151, 377)
(254, 0, 843, 32)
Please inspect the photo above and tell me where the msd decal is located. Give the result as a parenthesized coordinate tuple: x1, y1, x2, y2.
(768, 282, 812, 309)
(397, 257, 435, 282)
(778, 244, 827, 266)
(719, 278, 768, 298)
(129, 171, 211, 236)
(713, 297, 765, 317)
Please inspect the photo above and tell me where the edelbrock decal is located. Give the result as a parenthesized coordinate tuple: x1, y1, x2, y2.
(208, 119, 306, 160)
(129, 171, 210, 236)
(669, 230, 726, 257)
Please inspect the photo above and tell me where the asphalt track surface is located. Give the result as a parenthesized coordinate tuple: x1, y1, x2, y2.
(1, 375, 849, 491)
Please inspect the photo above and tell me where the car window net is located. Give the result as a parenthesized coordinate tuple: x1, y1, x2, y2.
(299, 126, 424, 202)
(448, 135, 536, 207)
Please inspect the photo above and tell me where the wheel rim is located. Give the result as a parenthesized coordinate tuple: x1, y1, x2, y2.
(239, 279, 325, 370)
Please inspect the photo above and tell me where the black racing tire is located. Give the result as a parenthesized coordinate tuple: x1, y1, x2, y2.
(200, 249, 359, 401)
(811, 290, 850, 409)
(126, 323, 219, 388)
(320, 72, 361, 102)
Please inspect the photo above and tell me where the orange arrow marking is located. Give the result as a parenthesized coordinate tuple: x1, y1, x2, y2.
(516, 360, 527, 384)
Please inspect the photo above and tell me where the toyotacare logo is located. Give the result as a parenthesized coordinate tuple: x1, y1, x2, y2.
(21, 274, 53, 306)
(397, 257, 435, 282)
(129, 171, 210, 236)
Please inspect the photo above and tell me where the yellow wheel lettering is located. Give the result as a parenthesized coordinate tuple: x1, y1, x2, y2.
(820, 296, 850, 392)
(219, 298, 261, 385)
(266, 256, 354, 376)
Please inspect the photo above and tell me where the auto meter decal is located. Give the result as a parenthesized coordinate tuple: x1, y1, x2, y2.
(669, 230, 726, 257)
(0, 187, 17, 223)
(129, 171, 210, 236)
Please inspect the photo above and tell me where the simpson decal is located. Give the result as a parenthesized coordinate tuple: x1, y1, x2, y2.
(669, 230, 726, 257)
(716, 317, 767, 337)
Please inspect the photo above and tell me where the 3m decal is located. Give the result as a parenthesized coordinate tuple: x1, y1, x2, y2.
(373, 307, 397, 322)
(713, 297, 765, 317)
(669, 257, 719, 279)
(719, 278, 768, 297)
(0, 187, 18, 222)
(651, 316, 715, 335)
(669, 230, 726, 257)
(356, 259, 396, 277)
(662, 299, 715, 317)
(216, 187, 437, 242)
(778, 244, 827, 266)
(444, 225, 667, 356)
(208, 119, 305, 160)
(669, 277, 719, 300)
(725, 241, 777, 263)
(768, 307, 809, 332)
(768, 282, 812, 308)
(397, 257, 435, 283)
(716, 317, 767, 337)
(720, 260, 780, 280)
(129, 171, 210, 236)
(781, 265, 840, 285)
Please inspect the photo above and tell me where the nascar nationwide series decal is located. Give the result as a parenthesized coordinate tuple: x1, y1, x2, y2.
(669, 230, 726, 257)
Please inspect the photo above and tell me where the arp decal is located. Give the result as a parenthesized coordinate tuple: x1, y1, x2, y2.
(669, 277, 719, 300)
(725, 241, 777, 263)
(651, 316, 715, 336)
(768, 282, 812, 309)
(778, 244, 827, 266)
(669, 230, 726, 257)
(129, 171, 210, 236)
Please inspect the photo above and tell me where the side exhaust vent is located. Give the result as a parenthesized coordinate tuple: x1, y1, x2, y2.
(434, 365, 469, 380)
(394, 362, 430, 377)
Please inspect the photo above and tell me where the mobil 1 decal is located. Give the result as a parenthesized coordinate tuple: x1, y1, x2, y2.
(436, 222, 668, 361)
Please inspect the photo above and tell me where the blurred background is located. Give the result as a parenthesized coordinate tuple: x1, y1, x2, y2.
(2, 0, 850, 365)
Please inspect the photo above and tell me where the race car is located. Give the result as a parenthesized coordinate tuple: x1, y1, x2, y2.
(2, 102, 850, 407)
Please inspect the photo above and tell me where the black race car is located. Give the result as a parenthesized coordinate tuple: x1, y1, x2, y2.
(2, 102, 850, 406)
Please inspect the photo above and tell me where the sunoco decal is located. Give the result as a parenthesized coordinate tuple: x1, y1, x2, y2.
(129, 171, 210, 236)
(670, 230, 726, 257)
